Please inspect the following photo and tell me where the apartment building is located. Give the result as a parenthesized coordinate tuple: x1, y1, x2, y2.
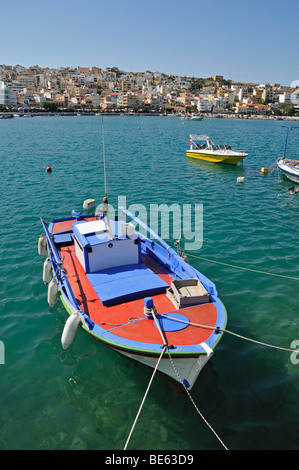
(197, 99, 212, 112)
(0, 81, 17, 107)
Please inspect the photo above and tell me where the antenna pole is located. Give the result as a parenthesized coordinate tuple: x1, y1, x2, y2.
(101, 116, 113, 241)
(102, 115, 108, 196)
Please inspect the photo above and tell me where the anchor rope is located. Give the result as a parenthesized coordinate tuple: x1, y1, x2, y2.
(123, 346, 166, 450)
(165, 348, 228, 451)
(187, 253, 299, 282)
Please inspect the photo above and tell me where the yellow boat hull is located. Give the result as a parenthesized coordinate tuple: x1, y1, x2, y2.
(186, 150, 247, 165)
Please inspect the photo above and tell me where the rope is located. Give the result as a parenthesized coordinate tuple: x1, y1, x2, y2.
(101, 316, 142, 328)
(160, 313, 295, 353)
(187, 253, 299, 282)
(123, 346, 166, 450)
(124, 309, 228, 450)
(166, 348, 228, 451)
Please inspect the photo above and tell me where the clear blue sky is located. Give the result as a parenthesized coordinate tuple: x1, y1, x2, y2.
(1, 0, 298, 86)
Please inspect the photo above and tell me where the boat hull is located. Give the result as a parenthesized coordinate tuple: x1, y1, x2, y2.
(115, 347, 212, 390)
(60, 290, 226, 390)
(186, 149, 248, 164)
(277, 158, 299, 183)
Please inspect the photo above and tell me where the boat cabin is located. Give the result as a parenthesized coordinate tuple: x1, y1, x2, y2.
(71, 218, 169, 306)
(73, 219, 140, 273)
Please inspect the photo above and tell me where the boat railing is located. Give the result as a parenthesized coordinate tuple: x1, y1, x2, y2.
(40, 218, 84, 313)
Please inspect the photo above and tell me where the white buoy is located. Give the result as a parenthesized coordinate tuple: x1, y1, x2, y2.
(47, 277, 58, 307)
(38, 234, 47, 256)
(237, 177, 245, 183)
(83, 199, 96, 210)
(61, 312, 80, 349)
(43, 257, 52, 285)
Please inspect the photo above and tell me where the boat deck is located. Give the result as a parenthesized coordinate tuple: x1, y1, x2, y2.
(285, 159, 299, 168)
(53, 219, 218, 348)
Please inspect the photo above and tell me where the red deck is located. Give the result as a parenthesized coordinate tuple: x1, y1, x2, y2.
(56, 221, 218, 348)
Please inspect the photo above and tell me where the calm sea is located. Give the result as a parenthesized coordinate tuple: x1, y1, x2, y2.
(0, 115, 299, 451)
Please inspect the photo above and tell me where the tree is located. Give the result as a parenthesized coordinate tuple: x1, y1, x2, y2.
(279, 103, 296, 116)
(42, 101, 58, 112)
(190, 78, 204, 92)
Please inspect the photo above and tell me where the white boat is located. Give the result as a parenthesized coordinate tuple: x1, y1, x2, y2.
(277, 158, 299, 183)
(182, 114, 203, 121)
(276, 126, 299, 183)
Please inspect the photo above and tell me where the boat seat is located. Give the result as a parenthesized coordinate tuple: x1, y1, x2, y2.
(87, 263, 169, 306)
(53, 231, 74, 246)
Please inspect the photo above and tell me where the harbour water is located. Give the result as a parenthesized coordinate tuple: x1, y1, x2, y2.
(0, 115, 299, 450)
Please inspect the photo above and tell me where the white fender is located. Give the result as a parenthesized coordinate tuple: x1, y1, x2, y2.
(43, 257, 52, 285)
(61, 312, 80, 349)
(38, 234, 47, 257)
(47, 277, 58, 307)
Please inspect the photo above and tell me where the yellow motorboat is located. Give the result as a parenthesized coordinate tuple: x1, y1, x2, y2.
(186, 134, 248, 165)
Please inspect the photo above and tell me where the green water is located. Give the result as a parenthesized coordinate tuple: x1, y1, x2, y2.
(1, 115, 299, 450)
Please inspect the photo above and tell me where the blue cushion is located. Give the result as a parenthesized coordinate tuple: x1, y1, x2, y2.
(53, 232, 73, 244)
(87, 264, 168, 306)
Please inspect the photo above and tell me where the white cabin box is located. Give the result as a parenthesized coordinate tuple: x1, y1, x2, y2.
(73, 219, 140, 273)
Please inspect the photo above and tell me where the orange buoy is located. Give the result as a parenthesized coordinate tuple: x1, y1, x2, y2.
(46, 166, 52, 173)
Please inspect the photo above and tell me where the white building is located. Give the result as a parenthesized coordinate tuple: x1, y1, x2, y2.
(91, 92, 101, 108)
(213, 97, 228, 109)
(279, 93, 291, 104)
(197, 99, 212, 112)
(0, 81, 17, 107)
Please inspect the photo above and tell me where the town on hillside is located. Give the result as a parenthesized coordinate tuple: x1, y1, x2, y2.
(0, 64, 298, 117)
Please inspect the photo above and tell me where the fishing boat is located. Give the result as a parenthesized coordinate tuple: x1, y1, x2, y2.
(276, 126, 299, 183)
(38, 204, 227, 390)
(186, 134, 248, 164)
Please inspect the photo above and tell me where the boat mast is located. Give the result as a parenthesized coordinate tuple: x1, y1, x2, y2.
(282, 125, 299, 159)
(102, 115, 108, 197)
(283, 126, 290, 159)
(101, 116, 113, 240)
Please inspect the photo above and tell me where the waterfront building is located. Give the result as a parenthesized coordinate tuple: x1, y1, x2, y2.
(0, 81, 17, 107)
(197, 98, 213, 112)
(279, 93, 291, 104)
(235, 102, 270, 115)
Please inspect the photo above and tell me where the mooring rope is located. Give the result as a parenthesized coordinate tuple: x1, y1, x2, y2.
(123, 346, 166, 450)
(123, 307, 229, 451)
(166, 348, 228, 451)
(160, 313, 295, 353)
(122, 249, 296, 451)
(187, 253, 299, 282)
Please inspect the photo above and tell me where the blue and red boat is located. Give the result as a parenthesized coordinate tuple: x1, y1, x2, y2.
(39, 203, 227, 390)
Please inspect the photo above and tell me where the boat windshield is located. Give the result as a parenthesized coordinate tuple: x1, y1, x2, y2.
(208, 143, 232, 151)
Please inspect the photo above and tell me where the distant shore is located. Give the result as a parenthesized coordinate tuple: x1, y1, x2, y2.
(0, 111, 298, 121)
